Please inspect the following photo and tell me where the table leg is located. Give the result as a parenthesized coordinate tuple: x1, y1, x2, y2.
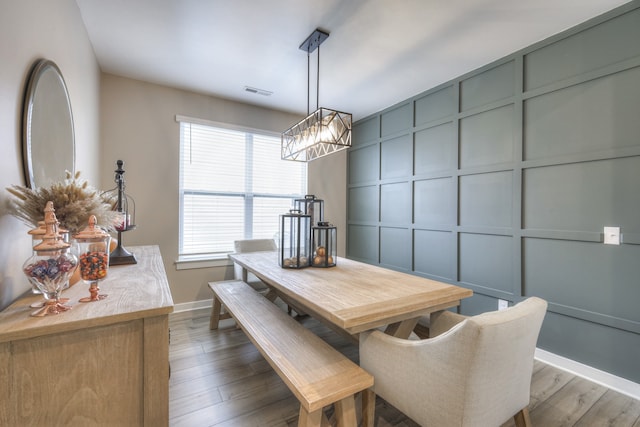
(384, 317, 419, 339)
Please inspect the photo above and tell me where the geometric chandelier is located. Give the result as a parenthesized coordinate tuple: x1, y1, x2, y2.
(282, 29, 352, 162)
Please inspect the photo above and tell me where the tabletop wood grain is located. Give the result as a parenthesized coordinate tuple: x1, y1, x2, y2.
(229, 251, 472, 334)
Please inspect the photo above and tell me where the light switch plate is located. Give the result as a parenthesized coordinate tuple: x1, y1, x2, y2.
(604, 226, 620, 245)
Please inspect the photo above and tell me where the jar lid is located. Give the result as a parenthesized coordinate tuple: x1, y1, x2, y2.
(28, 221, 46, 237)
(73, 215, 110, 240)
(33, 237, 70, 251)
(33, 202, 70, 251)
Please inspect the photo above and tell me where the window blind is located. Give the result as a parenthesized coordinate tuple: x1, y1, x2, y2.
(179, 120, 307, 256)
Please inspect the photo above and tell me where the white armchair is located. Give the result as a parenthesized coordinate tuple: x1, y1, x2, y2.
(359, 297, 547, 427)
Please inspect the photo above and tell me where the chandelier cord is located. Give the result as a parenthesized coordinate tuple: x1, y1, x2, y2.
(307, 52, 310, 115)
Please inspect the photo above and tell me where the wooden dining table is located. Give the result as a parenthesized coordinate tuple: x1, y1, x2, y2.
(228, 251, 473, 339)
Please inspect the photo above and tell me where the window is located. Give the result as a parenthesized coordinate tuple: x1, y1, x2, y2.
(178, 117, 307, 258)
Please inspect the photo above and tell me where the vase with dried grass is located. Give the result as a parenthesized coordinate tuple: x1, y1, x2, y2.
(6, 170, 121, 235)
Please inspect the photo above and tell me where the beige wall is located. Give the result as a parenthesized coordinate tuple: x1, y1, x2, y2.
(100, 75, 348, 306)
(0, 0, 101, 310)
(0, 0, 347, 310)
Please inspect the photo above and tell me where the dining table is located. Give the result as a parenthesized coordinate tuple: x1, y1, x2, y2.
(228, 251, 473, 339)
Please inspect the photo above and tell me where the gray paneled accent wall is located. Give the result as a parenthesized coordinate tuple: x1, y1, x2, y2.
(347, 2, 640, 383)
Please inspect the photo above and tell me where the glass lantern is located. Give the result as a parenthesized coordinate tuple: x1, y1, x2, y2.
(73, 215, 112, 302)
(311, 222, 337, 267)
(103, 159, 137, 265)
(294, 195, 324, 227)
(279, 209, 311, 269)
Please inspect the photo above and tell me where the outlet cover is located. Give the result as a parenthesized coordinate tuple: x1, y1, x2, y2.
(604, 226, 620, 245)
(498, 299, 509, 311)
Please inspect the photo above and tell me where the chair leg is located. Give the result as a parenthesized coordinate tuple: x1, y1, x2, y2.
(514, 407, 531, 427)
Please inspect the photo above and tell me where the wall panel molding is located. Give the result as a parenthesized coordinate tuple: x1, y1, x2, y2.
(347, 2, 640, 383)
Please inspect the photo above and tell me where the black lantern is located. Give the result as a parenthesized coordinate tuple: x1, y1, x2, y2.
(104, 160, 137, 265)
(294, 195, 324, 227)
(279, 209, 311, 269)
(311, 222, 337, 267)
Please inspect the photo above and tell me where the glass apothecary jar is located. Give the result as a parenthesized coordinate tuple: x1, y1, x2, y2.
(22, 202, 77, 316)
(73, 215, 111, 302)
(279, 209, 311, 269)
(311, 222, 337, 267)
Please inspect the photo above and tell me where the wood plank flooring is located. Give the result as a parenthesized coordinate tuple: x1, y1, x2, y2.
(169, 307, 640, 427)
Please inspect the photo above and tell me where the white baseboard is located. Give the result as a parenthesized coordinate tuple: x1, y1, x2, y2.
(535, 348, 640, 401)
(173, 299, 213, 313)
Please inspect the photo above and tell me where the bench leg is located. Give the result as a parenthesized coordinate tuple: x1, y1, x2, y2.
(298, 406, 323, 427)
(210, 296, 223, 330)
(361, 388, 375, 427)
(334, 396, 358, 427)
(209, 296, 232, 330)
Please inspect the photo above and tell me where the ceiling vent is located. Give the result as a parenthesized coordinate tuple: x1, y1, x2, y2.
(244, 86, 272, 96)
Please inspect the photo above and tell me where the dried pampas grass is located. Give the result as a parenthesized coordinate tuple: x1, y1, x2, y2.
(6, 171, 121, 234)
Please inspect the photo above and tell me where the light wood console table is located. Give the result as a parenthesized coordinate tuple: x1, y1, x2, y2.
(0, 245, 174, 426)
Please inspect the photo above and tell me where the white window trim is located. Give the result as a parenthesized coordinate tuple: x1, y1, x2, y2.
(174, 253, 232, 270)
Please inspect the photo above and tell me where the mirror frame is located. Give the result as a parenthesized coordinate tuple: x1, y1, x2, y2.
(22, 59, 75, 189)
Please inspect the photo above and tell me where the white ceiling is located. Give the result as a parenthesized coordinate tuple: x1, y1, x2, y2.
(75, 0, 631, 121)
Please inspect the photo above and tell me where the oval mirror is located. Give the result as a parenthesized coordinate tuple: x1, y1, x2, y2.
(22, 59, 75, 189)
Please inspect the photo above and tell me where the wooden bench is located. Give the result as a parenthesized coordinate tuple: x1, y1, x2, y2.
(209, 280, 375, 427)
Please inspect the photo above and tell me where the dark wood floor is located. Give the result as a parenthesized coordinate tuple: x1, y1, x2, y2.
(169, 307, 640, 427)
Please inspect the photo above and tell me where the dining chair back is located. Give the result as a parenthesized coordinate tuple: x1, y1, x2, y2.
(233, 239, 277, 290)
(359, 297, 548, 427)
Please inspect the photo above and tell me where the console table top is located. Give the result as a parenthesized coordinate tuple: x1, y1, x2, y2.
(0, 245, 174, 343)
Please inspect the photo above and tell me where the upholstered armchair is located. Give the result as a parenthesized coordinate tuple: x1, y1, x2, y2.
(359, 297, 547, 427)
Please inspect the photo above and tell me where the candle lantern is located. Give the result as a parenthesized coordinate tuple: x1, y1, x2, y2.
(103, 160, 137, 265)
(279, 209, 311, 269)
(294, 195, 324, 228)
(311, 222, 337, 267)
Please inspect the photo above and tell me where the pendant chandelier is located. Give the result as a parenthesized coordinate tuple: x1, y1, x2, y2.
(281, 29, 352, 162)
